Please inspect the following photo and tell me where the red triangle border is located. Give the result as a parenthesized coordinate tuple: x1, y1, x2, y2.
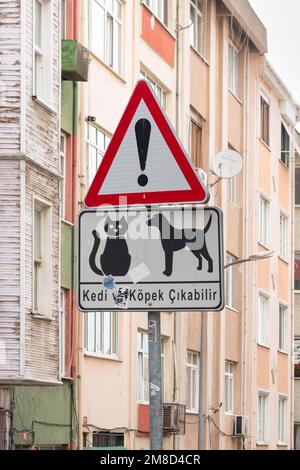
(85, 80, 209, 207)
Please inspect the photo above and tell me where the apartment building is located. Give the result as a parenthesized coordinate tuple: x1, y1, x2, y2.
(294, 126, 300, 450)
(0, 0, 77, 449)
(70, 0, 297, 450)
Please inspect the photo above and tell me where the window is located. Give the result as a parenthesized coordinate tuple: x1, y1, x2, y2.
(93, 432, 124, 447)
(258, 294, 268, 345)
(228, 42, 239, 95)
(294, 338, 300, 378)
(281, 123, 290, 167)
(186, 351, 199, 412)
(295, 424, 300, 450)
(61, 0, 66, 39)
(33, 0, 53, 104)
(190, 119, 203, 168)
(144, 0, 168, 26)
(295, 168, 300, 204)
(60, 133, 66, 219)
(257, 393, 267, 443)
(260, 93, 270, 146)
(190, 0, 204, 54)
(278, 397, 287, 444)
(140, 70, 167, 109)
(33, 199, 52, 316)
(60, 289, 66, 376)
(85, 311, 118, 356)
(86, 123, 111, 186)
(138, 331, 149, 403)
(226, 253, 237, 309)
(161, 338, 165, 401)
(137, 331, 165, 403)
(225, 361, 234, 414)
(227, 176, 237, 205)
(295, 255, 300, 290)
(278, 305, 287, 352)
(279, 213, 288, 259)
(259, 196, 269, 246)
(89, 0, 122, 74)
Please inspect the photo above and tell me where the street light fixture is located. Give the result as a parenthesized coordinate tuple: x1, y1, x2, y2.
(198, 249, 274, 450)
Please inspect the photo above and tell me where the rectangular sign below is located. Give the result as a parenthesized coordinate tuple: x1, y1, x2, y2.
(78, 206, 224, 312)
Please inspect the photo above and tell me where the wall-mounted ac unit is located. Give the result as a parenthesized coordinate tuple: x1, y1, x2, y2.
(195, 167, 208, 187)
(232, 415, 248, 436)
(162, 403, 186, 435)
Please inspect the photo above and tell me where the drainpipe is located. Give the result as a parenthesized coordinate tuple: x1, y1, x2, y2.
(71, 0, 79, 449)
(242, 36, 249, 450)
(172, 0, 181, 451)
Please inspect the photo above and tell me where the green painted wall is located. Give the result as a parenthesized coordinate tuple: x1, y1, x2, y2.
(12, 382, 75, 446)
(61, 81, 74, 135)
(61, 221, 73, 289)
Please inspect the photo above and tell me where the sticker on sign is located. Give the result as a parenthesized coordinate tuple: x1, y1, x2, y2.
(78, 206, 224, 312)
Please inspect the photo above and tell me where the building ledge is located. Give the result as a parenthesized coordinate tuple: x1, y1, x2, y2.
(222, 0, 267, 54)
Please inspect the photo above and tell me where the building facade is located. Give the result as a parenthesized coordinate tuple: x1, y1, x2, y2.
(74, 0, 297, 450)
(0, 0, 76, 449)
(0, 0, 298, 451)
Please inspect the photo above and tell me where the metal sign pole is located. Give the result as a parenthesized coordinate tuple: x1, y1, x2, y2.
(148, 311, 163, 450)
(198, 312, 205, 449)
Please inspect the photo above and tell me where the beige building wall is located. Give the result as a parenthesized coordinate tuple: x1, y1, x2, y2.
(76, 0, 296, 450)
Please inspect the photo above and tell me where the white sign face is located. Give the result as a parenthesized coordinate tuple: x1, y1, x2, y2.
(78, 206, 224, 312)
(100, 100, 190, 195)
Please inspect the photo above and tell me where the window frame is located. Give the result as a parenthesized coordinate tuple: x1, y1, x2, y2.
(225, 253, 237, 310)
(32, 0, 53, 107)
(84, 311, 119, 358)
(143, 0, 168, 27)
(225, 361, 234, 415)
(186, 350, 199, 413)
(278, 396, 287, 445)
(259, 195, 269, 247)
(257, 392, 268, 444)
(278, 303, 287, 353)
(190, 0, 204, 55)
(140, 69, 167, 110)
(137, 330, 149, 404)
(60, 133, 66, 220)
(279, 212, 288, 261)
(228, 41, 239, 96)
(32, 197, 52, 318)
(60, 288, 66, 377)
(295, 167, 300, 205)
(280, 123, 290, 168)
(86, 123, 111, 188)
(260, 92, 270, 147)
(89, 0, 122, 75)
(258, 292, 269, 347)
(190, 118, 203, 169)
(294, 337, 300, 379)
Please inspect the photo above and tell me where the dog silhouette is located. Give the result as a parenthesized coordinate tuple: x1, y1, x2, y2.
(147, 213, 213, 276)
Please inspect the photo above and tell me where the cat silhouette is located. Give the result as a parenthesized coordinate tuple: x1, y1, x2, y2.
(89, 216, 131, 277)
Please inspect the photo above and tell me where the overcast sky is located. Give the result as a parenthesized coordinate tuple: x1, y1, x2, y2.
(249, 0, 300, 104)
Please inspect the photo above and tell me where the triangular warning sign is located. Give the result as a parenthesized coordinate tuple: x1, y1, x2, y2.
(85, 80, 209, 207)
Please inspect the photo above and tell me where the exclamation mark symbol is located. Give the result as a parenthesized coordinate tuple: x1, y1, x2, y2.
(135, 118, 151, 187)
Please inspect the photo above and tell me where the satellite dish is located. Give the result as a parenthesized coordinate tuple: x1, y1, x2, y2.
(212, 149, 243, 178)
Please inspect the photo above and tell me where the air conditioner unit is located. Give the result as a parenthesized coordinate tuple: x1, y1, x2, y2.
(162, 403, 186, 435)
(195, 167, 208, 186)
(232, 415, 248, 436)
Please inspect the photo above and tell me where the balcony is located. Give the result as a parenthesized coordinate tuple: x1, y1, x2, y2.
(61, 40, 90, 82)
